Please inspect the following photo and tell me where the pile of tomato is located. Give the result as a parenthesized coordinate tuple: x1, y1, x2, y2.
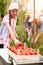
(8, 46, 38, 55)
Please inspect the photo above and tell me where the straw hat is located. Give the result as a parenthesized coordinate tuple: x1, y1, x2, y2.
(8, 2, 19, 11)
(29, 18, 33, 22)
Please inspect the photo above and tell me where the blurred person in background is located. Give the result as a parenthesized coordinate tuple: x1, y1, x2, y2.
(33, 15, 43, 44)
(0, 2, 22, 48)
(25, 13, 32, 40)
(39, 15, 43, 32)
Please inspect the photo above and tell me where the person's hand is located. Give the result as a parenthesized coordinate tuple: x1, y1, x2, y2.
(14, 34, 18, 39)
(15, 35, 18, 39)
(17, 42, 22, 47)
(15, 39, 22, 47)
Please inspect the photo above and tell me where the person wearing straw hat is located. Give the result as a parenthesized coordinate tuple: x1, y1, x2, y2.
(0, 2, 22, 48)
(25, 13, 33, 40)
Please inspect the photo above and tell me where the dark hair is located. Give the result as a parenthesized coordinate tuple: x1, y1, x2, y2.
(9, 11, 11, 25)
(9, 12, 11, 38)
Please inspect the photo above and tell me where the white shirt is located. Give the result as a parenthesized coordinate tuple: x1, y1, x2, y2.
(0, 14, 17, 46)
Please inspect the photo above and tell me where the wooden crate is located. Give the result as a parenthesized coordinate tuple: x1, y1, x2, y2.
(8, 49, 39, 63)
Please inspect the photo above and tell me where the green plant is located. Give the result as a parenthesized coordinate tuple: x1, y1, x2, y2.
(0, 0, 7, 18)
(10, 40, 15, 46)
(16, 25, 31, 47)
(17, 10, 26, 25)
(33, 33, 43, 56)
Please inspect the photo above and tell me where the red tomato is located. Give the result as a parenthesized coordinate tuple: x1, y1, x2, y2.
(29, 49, 37, 55)
(9, 46, 14, 51)
(25, 50, 30, 55)
(27, 48, 32, 51)
(33, 50, 38, 55)
(8, 46, 11, 50)
(16, 48, 20, 55)
(29, 51, 35, 55)
(9, 46, 17, 54)
(20, 49, 25, 55)
(13, 48, 17, 54)
(25, 48, 32, 55)
(17, 42, 22, 47)
(15, 36, 18, 39)
(22, 46, 27, 51)
(11, 46, 15, 51)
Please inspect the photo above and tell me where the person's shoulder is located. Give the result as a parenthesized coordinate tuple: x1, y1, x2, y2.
(3, 14, 9, 21)
(4, 14, 9, 19)
(2, 14, 9, 23)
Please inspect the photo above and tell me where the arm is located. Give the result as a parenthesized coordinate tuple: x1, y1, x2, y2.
(5, 22, 22, 46)
(14, 30, 18, 39)
(4, 22, 20, 45)
(26, 28, 29, 32)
